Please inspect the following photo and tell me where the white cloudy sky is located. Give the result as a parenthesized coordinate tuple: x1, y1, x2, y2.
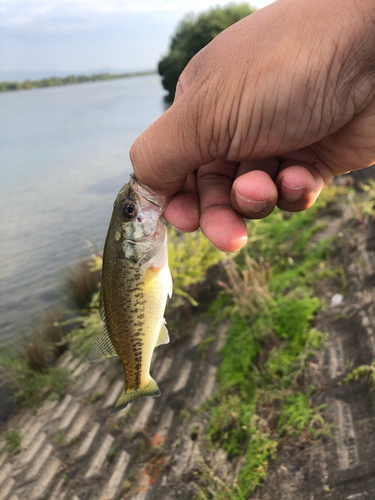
(0, 0, 275, 75)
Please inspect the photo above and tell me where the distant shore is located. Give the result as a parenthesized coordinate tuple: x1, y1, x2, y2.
(0, 71, 157, 92)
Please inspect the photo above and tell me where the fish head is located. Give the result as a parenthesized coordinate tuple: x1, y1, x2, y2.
(109, 174, 169, 267)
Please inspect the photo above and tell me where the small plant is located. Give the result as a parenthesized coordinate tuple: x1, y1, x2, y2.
(348, 180, 375, 222)
(343, 361, 375, 388)
(276, 392, 330, 440)
(65, 255, 101, 310)
(4, 429, 21, 455)
(106, 445, 118, 463)
(0, 349, 70, 408)
(168, 227, 224, 307)
(91, 393, 103, 404)
(23, 333, 50, 372)
(55, 430, 66, 448)
(218, 256, 271, 321)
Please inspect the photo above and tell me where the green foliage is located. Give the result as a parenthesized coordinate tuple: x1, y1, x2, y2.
(0, 71, 156, 93)
(218, 313, 265, 390)
(168, 226, 224, 306)
(0, 347, 69, 408)
(106, 445, 118, 463)
(194, 186, 346, 499)
(55, 430, 67, 448)
(277, 392, 330, 440)
(209, 396, 255, 456)
(238, 426, 278, 495)
(343, 361, 375, 388)
(65, 256, 101, 310)
(158, 3, 256, 100)
(348, 179, 375, 221)
(4, 429, 21, 455)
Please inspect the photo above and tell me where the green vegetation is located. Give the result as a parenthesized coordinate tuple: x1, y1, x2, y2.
(0, 71, 156, 93)
(158, 3, 255, 100)
(168, 226, 224, 307)
(0, 255, 101, 408)
(343, 361, 375, 388)
(348, 179, 375, 222)
(194, 186, 342, 499)
(106, 445, 118, 463)
(3, 429, 21, 455)
(55, 430, 67, 448)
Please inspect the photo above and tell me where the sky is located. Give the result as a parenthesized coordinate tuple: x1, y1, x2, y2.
(0, 0, 275, 78)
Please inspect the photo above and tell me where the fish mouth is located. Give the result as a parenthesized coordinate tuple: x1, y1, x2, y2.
(130, 173, 169, 210)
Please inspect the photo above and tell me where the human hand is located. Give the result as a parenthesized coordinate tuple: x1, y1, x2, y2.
(130, 0, 375, 252)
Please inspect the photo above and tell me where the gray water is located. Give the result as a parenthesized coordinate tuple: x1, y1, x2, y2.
(0, 75, 166, 346)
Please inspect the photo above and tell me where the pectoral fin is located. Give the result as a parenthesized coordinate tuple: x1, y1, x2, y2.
(86, 325, 117, 362)
(156, 321, 169, 347)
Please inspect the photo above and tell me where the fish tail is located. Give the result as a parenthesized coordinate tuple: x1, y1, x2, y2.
(111, 378, 161, 414)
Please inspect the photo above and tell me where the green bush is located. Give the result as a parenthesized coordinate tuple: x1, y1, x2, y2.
(158, 3, 255, 100)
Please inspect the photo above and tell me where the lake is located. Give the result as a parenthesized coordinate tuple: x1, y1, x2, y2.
(0, 75, 167, 346)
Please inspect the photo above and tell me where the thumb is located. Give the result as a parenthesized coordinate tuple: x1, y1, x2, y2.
(130, 83, 216, 196)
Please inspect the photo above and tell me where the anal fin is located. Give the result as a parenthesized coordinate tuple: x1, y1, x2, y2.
(156, 321, 169, 347)
(86, 325, 117, 362)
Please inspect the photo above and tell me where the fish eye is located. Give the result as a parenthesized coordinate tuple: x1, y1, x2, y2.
(120, 202, 137, 221)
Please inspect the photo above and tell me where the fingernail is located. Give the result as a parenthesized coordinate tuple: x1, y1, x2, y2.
(282, 183, 305, 203)
(235, 192, 267, 212)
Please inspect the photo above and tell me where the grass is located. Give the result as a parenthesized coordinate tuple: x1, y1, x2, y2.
(343, 361, 375, 388)
(3, 429, 21, 455)
(55, 429, 67, 448)
(65, 254, 101, 310)
(0, 263, 91, 409)
(193, 185, 344, 499)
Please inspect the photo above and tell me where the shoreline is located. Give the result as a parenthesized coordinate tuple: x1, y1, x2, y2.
(0, 70, 157, 93)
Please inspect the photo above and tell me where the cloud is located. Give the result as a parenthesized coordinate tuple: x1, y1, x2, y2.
(1, 0, 263, 32)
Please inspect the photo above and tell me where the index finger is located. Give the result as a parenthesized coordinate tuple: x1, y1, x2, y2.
(130, 85, 216, 196)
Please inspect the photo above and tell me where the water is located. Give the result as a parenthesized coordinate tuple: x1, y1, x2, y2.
(0, 76, 166, 346)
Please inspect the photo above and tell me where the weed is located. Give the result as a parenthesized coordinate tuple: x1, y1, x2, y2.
(0, 349, 69, 408)
(209, 395, 255, 457)
(343, 361, 375, 388)
(219, 257, 271, 321)
(34, 307, 72, 356)
(65, 255, 101, 310)
(194, 186, 344, 499)
(276, 392, 330, 440)
(348, 180, 375, 222)
(197, 336, 215, 360)
(106, 445, 118, 463)
(4, 429, 21, 455)
(55, 430, 66, 448)
(91, 393, 103, 404)
(237, 422, 278, 496)
(23, 333, 50, 372)
(168, 227, 224, 307)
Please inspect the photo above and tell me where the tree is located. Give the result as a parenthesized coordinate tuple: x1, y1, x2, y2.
(158, 3, 256, 101)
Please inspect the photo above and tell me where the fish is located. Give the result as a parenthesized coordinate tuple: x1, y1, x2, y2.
(87, 173, 172, 414)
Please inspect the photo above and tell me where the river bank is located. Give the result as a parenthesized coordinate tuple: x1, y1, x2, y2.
(3, 181, 375, 499)
(0, 71, 156, 92)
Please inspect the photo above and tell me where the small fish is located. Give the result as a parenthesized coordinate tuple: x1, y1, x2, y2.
(87, 173, 172, 414)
